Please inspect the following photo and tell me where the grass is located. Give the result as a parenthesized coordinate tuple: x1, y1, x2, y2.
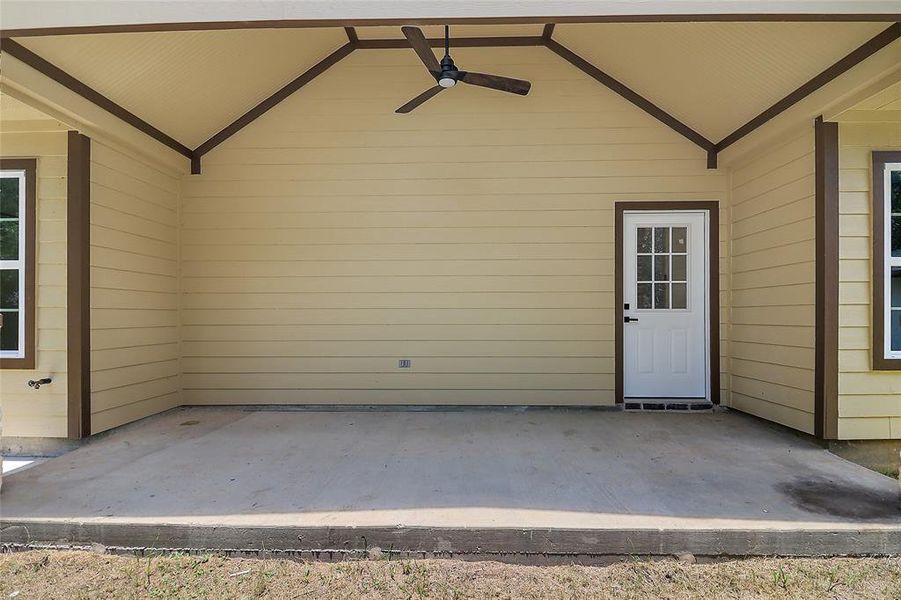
(1, 550, 900, 599)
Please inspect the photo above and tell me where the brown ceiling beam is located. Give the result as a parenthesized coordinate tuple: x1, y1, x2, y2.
(191, 42, 355, 172)
(4, 14, 901, 38)
(356, 36, 545, 49)
(0, 38, 194, 159)
(544, 38, 716, 158)
(716, 22, 900, 153)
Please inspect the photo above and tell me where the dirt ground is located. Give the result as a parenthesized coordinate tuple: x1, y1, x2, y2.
(1, 550, 900, 599)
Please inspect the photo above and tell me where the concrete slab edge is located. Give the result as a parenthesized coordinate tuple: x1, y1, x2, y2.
(2, 521, 899, 559)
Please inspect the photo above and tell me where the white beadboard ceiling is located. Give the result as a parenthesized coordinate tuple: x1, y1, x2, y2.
(553, 22, 893, 141)
(10, 22, 898, 149)
(852, 80, 901, 110)
(0, 91, 55, 121)
(17, 28, 347, 148)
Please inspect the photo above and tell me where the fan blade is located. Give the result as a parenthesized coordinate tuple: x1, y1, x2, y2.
(402, 26, 440, 76)
(396, 86, 444, 113)
(458, 72, 531, 95)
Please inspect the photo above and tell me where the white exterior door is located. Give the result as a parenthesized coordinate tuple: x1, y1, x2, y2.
(623, 211, 709, 399)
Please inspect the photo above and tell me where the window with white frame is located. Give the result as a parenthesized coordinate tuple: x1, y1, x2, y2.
(0, 169, 27, 359)
(879, 159, 901, 361)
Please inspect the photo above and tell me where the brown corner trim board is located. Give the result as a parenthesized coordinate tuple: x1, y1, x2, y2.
(67, 131, 92, 439)
(0, 158, 36, 371)
(814, 117, 839, 439)
(872, 150, 901, 372)
(1, 22, 898, 173)
(614, 201, 721, 406)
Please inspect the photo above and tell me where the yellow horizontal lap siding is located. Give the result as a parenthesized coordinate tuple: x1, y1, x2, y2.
(89, 141, 180, 432)
(728, 128, 816, 434)
(837, 120, 901, 438)
(0, 129, 68, 437)
(183, 48, 728, 407)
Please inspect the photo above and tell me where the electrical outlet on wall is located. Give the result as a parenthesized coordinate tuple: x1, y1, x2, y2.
(398, 359, 412, 368)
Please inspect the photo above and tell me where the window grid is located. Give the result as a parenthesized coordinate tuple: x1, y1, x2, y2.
(636, 226, 688, 310)
(887, 165, 901, 356)
(0, 170, 26, 359)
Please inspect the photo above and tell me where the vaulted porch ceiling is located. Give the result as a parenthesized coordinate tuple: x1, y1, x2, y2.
(2, 21, 899, 168)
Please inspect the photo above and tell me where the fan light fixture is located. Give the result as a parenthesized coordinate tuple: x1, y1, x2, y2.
(395, 25, 532, 113)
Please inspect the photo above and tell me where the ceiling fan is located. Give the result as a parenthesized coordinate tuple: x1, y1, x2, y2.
(396, 25, 532, 113)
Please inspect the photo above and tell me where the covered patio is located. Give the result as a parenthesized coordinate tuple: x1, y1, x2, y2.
(2, 407, 899, 558)
(2, 2, 901, 560)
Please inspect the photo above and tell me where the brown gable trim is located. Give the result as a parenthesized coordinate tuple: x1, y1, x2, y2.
(542, 24, 556, 39)
(716, 23, 900, 154)
(0, 39, 194, 160)
(0, 158, 36, 371)
(872, 150, 901, 371)
(191, 42, 355, 170)
(614, 201, 721, 405)
(3, 14, 900, 38)
(544, 38, 716, 157)
(356, 36, 545, 48)
(344, 26, 359, 43)
(814, 116, 839, 439)
(66, 131, 91, 439)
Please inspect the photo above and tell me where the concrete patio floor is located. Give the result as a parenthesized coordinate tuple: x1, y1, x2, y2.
(2, 407, 900, 558)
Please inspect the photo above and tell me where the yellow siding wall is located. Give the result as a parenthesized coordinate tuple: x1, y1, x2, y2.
(90, 140, 181, 432)
(181, 47, 729, 406)
(837, 121, 901, 439)
(0, 129, 69, 437)
(728, 127, 816, 434)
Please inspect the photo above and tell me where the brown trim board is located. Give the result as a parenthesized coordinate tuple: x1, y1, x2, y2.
(344, 26, 358, 43)
(67, 131, 91, 439)
(0, 158, 36, 371)
(3, 14, 900, 38)
(814, 117, 839, 439)
(614, 201, 721, 405)
(355, 36, 545, 48)
(872, 150, 901, 371)
(0, 39, 194, 161)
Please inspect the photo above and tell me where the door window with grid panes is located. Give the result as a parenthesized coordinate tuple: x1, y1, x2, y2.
(635, 226, 688, 310)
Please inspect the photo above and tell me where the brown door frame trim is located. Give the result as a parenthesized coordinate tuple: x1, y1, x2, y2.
(814, 117, 840, 439)
(614, 201, 721, 405)
(871, 150, 901, 371)
(67, 131, 91, 439)
(0, 158, 37, 370)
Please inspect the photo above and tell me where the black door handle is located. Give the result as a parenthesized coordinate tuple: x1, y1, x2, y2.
(624, 316, 639, 323)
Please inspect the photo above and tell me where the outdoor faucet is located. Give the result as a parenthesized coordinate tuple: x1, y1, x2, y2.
(28, 377, 52, 390)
